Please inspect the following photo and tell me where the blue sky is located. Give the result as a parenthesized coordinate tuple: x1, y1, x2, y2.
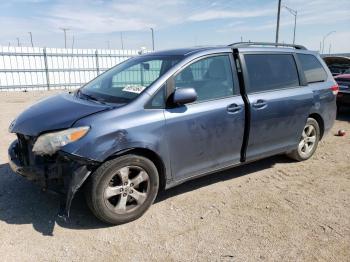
(1, 0, 349, 53)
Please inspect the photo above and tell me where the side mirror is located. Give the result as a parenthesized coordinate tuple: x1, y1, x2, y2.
(172, 88, 197, 105)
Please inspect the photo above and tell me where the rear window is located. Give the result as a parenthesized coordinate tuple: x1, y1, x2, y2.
(245, 54, 299, 93)
(297, 54, 328, 83)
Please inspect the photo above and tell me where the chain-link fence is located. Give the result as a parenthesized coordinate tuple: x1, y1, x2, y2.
(0, 46, 140, 91)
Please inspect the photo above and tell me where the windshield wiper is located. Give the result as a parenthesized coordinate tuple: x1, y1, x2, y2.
(77, 89, 107, 105)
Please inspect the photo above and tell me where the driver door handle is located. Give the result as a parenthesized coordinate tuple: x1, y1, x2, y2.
(227, 103, 242, 114)
(252, 99, 267, 109)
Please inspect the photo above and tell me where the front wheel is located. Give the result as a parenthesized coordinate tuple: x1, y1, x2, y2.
(287, 118, 320, 161)
(85, 155, 159, 224)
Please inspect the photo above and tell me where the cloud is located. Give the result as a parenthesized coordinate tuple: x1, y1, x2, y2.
(188, 9, 274, 22)
(217, 0, 350, 33)
(0, 0, 349, 52)
(45, 0, 187, 33)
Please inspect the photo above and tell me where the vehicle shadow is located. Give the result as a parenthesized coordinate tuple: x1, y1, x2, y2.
(337, 105, 350, 122)
(0, 155, 293, 235)
(0, 163, 108, 236)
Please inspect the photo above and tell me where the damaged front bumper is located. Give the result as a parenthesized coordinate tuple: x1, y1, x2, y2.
(8, 137, 99, 220)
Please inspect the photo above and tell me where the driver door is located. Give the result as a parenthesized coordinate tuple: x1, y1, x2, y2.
(164, 54, 245, 180)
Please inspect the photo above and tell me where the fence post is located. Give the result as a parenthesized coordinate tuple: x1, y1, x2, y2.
(95, 49, 99, 76)
(43, 47, 50, 90)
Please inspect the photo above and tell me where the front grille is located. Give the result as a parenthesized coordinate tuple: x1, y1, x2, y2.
(17, 134, 29, 165)
(16, 134, 57, 167)
(16, 134, 36, 166)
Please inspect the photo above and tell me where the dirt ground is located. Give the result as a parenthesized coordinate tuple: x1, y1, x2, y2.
(0, 91, 349, 262)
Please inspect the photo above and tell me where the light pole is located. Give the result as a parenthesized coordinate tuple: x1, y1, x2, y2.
(322, 31, 336, 54)
(283, 5, 297, 44)
(275, 0, 282, 43)
(16, 37, 20, 47)
(150, 28, 155, 51)
(60, 28, 70, 48)
(28, 32, 34, 47)
(120, 32, 124, 50)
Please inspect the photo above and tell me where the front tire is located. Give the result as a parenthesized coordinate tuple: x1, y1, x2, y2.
(287, 118, 320, 161)
(85, 155, 159, 224)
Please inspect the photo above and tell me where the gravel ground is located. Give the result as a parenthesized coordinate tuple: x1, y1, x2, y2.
(0, 91, 349, 262)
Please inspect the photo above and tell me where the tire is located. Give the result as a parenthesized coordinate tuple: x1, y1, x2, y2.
(85, 154, 159, 224)
(287, 118, 320, 161)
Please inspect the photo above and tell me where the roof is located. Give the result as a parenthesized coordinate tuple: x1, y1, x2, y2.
(143, 46, 228, 57)
(144, 44, 314, 57)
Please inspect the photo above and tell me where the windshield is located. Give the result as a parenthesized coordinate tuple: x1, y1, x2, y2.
(79, 55, 183, 104)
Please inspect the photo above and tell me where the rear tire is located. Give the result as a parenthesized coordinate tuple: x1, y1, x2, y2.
(287, 118, 320, 161)
(85, 155, 159, 224)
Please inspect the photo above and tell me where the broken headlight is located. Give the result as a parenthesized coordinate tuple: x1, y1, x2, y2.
(32, 126, 90, 155)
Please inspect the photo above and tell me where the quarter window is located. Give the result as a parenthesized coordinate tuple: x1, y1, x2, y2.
(245, 54, 299, 93)
(146, 85, 165, 109)
(297, 54, 328, 83)
(174, 55, 235, 102)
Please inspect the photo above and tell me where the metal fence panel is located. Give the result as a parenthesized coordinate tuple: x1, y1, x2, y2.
(0, 46, 139, 91)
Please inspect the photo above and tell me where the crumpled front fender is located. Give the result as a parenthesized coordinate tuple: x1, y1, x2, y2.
(8, 139, 99, 221)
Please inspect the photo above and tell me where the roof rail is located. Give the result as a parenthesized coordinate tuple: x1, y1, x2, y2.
(228, 42, 307, 50)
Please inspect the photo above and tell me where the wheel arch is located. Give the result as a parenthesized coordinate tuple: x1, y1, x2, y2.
(308, 113, 325, 139)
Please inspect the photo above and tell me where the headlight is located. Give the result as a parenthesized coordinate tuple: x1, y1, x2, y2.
(32, 126, 90, 155)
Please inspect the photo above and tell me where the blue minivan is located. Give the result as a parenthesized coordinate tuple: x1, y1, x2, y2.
(8, 42, 338, 224)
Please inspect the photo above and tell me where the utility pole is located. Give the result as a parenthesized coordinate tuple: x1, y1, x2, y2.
(322, 31, 336, 54)
(150, 28, 155, 51)
(275, 0, 282, 44)
(120, 32, 124, 50)
(60, 28, 70, 48)
(28, 32, 34, 47)
(283, 5, 297, 44)
(16, 37, 20, 47)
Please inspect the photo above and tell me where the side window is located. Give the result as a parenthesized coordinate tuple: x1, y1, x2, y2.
(174, 55, 235, 102)
(297, 54, 328, 83)
(245, 54, 299, 93)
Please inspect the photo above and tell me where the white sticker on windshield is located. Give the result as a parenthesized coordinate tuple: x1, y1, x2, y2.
(122, 85, 146, 94)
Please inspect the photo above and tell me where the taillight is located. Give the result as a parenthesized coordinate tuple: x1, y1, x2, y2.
(331, 84, 339, 95)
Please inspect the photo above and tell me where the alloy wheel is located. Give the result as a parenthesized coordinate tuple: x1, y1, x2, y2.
(103, 166, 150, 214)
(298, 124, 317, 156)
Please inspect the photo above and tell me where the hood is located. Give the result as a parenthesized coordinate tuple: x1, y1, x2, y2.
(10, 93, 112, 136)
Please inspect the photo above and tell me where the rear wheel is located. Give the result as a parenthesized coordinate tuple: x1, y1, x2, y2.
(85, 155, 159, 224)
(287, 118, 320, 161)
